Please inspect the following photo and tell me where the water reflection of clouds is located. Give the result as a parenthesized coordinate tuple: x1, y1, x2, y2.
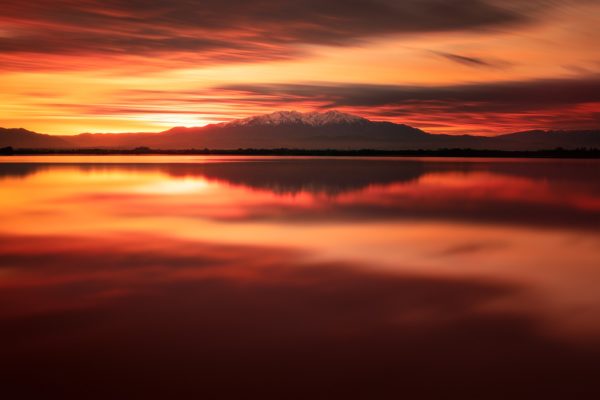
(17, 160, 595, 230)
(1, 233, 600, 399)
(1, 157, 600, 398)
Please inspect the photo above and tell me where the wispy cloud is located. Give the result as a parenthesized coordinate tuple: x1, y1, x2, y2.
(0, 0, 567, 70)
(433, 51, 501, 68)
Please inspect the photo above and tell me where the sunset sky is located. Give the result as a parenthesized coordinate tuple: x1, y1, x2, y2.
(1, 0, 599, 135)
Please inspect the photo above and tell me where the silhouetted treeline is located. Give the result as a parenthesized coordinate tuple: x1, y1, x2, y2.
(1, 146, 599, 158)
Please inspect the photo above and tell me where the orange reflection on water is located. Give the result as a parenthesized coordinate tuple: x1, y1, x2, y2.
(0, 156, 599, 399)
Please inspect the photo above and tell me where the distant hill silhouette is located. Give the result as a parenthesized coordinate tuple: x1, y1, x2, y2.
(2, 111, 600, 150)
(0, 128, 71, 148)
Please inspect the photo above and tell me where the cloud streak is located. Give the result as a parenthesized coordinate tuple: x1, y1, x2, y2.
(0, 0, 562, 69)
(218, 77, 600, 108)
(433, 51, 499, 68)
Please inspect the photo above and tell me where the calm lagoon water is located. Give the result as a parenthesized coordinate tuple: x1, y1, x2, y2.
(1, 156, 599, 398)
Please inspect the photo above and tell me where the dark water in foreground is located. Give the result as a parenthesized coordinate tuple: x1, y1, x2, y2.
(1, 156, 599, 399)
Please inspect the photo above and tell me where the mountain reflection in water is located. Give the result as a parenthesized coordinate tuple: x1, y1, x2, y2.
(1, 156, 599, 399)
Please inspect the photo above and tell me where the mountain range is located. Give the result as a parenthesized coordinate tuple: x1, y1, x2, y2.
(1, 110, 599, 150)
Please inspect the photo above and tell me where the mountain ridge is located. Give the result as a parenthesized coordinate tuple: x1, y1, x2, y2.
(224, 110, 369, 127)
(2, 110, 600, 150)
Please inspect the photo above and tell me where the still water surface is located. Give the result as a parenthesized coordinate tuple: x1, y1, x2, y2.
(1, 156, 599, 398)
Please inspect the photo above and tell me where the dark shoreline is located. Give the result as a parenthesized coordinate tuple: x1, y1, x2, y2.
(1, 147, 600, 159)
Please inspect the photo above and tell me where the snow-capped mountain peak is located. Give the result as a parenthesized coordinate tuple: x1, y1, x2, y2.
(224, 110, 369, 127)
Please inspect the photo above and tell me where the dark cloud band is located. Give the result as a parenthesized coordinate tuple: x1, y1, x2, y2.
(217, 77, 600, 110)
(0, 0, 557, 66)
